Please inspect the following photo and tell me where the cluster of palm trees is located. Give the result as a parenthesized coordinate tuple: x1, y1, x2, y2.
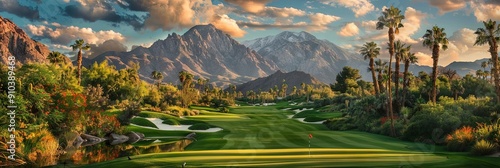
(360, 6, 500, 137)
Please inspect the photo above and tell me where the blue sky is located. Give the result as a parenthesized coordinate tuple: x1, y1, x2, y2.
(0, 0, 499, 66)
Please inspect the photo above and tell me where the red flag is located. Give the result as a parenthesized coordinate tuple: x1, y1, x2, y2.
(308, 133, 313, 139)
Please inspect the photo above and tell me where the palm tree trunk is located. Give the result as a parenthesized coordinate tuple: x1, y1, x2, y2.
(491, 41, 500, 103)
(402, 60, 410, 107)
(77, 49, 82, 84)
(370, 58, 379, 96)
(378, 72, 384, 93)
(395, 53, 400, 107)
(387, 28, 395, 137)
(431, 44, 439, 104)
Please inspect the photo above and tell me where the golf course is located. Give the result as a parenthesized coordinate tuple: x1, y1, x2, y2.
(80, 102, 500, 168)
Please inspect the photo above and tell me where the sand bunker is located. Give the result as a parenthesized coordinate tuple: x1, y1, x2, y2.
(132, 117, 223, 132)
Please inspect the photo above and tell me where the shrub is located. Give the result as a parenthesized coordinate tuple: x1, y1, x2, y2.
(324, 118, 356, 131)
(475, 121, 500, 145)
(381, 119, 405, 137)
(130, 117, 158, 128)
(446, 126, 475, 152)
(219, 107, 229, 113)
(471, 139, 496, 156)
(188, 123, 211, 130)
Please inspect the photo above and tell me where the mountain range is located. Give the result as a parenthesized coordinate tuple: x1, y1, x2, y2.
(0, 18, 488, 87)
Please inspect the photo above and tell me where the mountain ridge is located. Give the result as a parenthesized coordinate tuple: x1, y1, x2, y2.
(0, 16, 50, 64)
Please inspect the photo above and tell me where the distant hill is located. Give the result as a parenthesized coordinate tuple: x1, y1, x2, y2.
(0, 16, 50, 64)
(233, 70, 324, 94)
(83, 24, 277, 87)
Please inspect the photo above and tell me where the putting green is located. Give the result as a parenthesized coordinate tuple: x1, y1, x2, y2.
(81, 102, 499, 167)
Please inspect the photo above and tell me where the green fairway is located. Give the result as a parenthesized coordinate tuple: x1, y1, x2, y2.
(81, 103, 499, 167)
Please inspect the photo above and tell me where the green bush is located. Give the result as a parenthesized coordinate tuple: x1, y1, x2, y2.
(304, 116, 324, 122)
(188, 123, 211, 130)
(130, 117, 158, 128)
(324, 118, 356, 131)
(471, 139, 497, 156)
(475, 121, 500, 145)
(380, 119, 405, 137)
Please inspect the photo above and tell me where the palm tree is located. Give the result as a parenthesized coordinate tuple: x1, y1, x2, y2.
(360, 41, 381, 96)
(451, 80, 464, 101)
(423, 26, 449, 104)
(151, 70, 163, 88)
(476, 69, 484, 78)
(474, 19, 500, 103)
(482, 61, 488, 71)
(402, 49, 417, 107)
(376, 6, 405, 137)
(394, 40, 407, 103)
(70, 39, 91, 84)
(47, 51, 66, 65)
(375, 59, 388, 93)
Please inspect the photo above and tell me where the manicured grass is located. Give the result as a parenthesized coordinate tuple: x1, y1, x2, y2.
(82, 102, 500, 168)
(293, 109, 342, 120)
(130, 117, 158, 128)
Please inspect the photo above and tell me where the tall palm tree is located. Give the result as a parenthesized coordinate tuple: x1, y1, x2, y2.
(474, 19, 500, 103)
(376, 6, 405, 137)
(360, 41, 381, 96)
(423, 26, 449, 104)
(47, 51, 66, 65)
(151, 70, 163, 88)
(394, 40, 407, 104)
(375, 59, 388, 93)
(70, 39, 90, 84)
(402, 48, 417, 107)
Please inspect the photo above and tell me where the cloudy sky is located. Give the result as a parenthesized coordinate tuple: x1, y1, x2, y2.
(1, 0, 499, 66)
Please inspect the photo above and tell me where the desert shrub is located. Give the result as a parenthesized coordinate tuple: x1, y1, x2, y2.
(471, 139, 497, 156)
(189, 123, 211, 130)
(21, 127, 59, 167)
(475, 121, 500, 145)
(446, 126, 475, 152)
(131, 117, 158, 128)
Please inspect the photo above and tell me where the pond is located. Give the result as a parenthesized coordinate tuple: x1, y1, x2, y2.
(54, 138, 192, 167)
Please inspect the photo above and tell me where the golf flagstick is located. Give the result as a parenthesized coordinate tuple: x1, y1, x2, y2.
(308, 133, 313, 157)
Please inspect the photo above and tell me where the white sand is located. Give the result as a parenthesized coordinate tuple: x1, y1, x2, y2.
(294, 118, 325, 124)
(281, 108, 291, 111)
(132, 117, 223, 132)
(293, 108, 313, 114)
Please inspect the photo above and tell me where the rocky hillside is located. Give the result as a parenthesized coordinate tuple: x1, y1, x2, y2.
(242, 31, 365, 83)
(86, 24, 277, 86)
(0, 16, 50, 64)
(233, 70, 324, 94)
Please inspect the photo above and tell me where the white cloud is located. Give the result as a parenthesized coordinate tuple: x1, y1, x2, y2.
(308, 13, 341, 31)
(470, 0, 500, 21)
(337, 22, 359, 37)
(427, 0, 468, 14)
(27, 24, 126, 45)
(224, 0, 272, 13)
(397, 7, 427, 44)
(320, 0, 375, 17)
(211, 14, 247, 38)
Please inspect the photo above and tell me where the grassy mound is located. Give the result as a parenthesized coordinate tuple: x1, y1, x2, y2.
(303, 116, 325, 122)
(188, 123, 211, 130)
(131, 117, 158, 128)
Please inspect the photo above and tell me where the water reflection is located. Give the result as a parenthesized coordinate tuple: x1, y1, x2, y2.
(57, 139, 192, 166)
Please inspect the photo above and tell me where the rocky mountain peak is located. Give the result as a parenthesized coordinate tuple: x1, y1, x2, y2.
(276, 31, 317, 42)
(0, 16, 50, 64)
